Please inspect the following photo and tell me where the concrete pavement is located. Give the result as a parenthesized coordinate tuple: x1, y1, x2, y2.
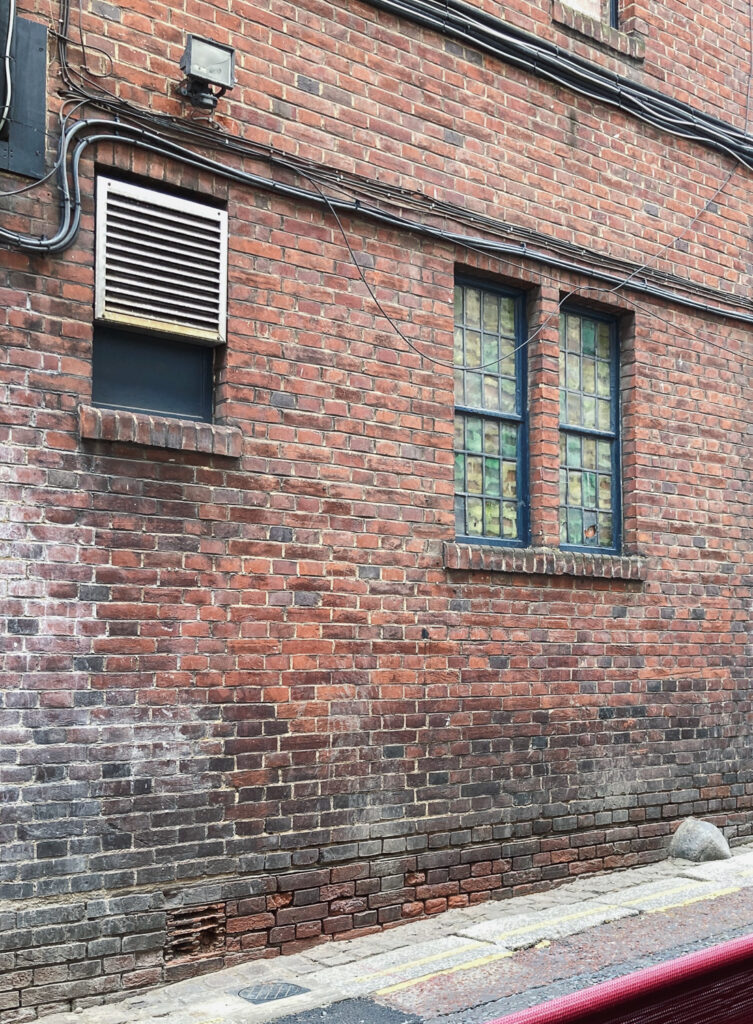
(41, 842, 753, 1024)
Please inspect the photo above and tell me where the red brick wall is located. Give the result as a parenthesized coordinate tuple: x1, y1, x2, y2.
(2, 0, 753, 1017)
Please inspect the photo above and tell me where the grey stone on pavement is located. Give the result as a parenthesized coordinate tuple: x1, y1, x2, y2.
(669, 817, 732, 861)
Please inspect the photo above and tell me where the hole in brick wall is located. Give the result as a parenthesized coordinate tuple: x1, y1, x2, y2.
(165, 902, 226, 961)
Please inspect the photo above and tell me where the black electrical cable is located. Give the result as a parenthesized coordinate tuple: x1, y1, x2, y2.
(5, 0, 753, 357)
(6, 113, 753, 347)
(363, 0, 753, 171)
(0, 0, 14, 136)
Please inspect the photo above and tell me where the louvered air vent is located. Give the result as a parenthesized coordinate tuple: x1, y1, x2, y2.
(95, 177, 228, 345)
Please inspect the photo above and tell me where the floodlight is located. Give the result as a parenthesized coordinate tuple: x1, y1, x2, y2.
(178, 35, 235, 110)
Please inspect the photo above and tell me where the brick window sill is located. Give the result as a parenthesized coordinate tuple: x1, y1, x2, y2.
(552, 1, 645, 60)
(79, 405, 242, 457)
(443, 542, 647, 580)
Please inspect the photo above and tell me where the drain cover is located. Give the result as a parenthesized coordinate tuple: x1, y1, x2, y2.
(238, 981, 311, 1004)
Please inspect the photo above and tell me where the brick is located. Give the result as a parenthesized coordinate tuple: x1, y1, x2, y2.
(3, 0, 753, 1012)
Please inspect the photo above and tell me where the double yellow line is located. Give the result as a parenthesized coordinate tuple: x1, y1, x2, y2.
(369, 880, 741, 996)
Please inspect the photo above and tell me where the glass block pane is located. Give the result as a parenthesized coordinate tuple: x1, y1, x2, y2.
(466, 372, 482, 406)
(559, 469, 567, 504)
(566, 354, 580, 389)
(566, 434, 581, 467)
(455, 495, 465, 535)
(583, 395, 596, 428)
(583, 471, 597, 507)
(559, 506, 568, 544)
(486, 458, 501, 496)
(454, 327, 464, 365)
(598, 399, 611, 430)
(467, 456, 483, 493)
(502, 462, 517, 499)
(502, 423, 517, 459)
(466, 331, 481, 367)
(467, 289, 481, 327)
(466, 417, 482, 452)
(567, 315, 580, 351)
(559, 350, 566, 387)
(582, 357, 595, 394)
(568, 470, 582, 505)
(500, 376, 516, 413)
(502, 501, 517, 538)
(597, 322, 610, 358)
(559, 391, 567, 419)
(582, 318, 596, 356)
(500, 298, 515, 334)
(598, 439, 612, 470)
(454, 369, 464, 403)
(583, 437, 596, 470)
(484, 375, 500, 410)
(568, 392, 582, 425)
(559, 433, 567, 465)
(484, 420, 499, 455)
(598, 474, 612, 510)
(454, 286, 463, 322)
(567, 506, 583, 544)
(454, 453, 465, 491)
(597, 359, 611, 397)
(499, 355, 515, 378)
(483, 294, 499, 333)
(482, 333, 498, 366)
(454, 415, 464, 450)
(467, 497, 483, 534)
(598, 513, 613, 546)
(485, 499, 501, 537)
(583, 510, 598, 545)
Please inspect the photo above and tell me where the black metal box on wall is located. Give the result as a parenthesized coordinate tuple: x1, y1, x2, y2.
(0, 11, 47, 178)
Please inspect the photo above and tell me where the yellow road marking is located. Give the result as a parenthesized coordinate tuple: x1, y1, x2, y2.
(495, 904, 612, 942)
(372, 880, 741, 997)
(356, 941, 482, 981)
(644, 886, 741, 915)
(376, 949, 514, 995)
(614, 882, 711, 908)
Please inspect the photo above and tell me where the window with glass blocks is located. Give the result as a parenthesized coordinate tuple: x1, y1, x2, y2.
(559, 309, 620, 550)
(453, 280, 527, 545)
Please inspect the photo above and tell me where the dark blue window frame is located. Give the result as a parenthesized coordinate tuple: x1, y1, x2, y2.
(453, 277, 529, 549)
(558, 306, 621, 554)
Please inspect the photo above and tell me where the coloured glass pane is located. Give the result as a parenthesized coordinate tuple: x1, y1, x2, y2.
(485, 499, 501, 537)
(484, 293, 499, 333)
(454, 282, 523, 542)
(467, 497, 483, 534)
(500, 298, 515, 334)
(558, 311, 618, 549)
(486, 458, 501, 496)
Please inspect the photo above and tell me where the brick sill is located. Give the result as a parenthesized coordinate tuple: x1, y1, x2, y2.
(552, 0, 646, 60)
(443, 542, 647, 580)
(79, 405, 242, 457)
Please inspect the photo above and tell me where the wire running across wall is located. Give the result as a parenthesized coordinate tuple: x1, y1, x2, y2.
(2, 0, 753, 375)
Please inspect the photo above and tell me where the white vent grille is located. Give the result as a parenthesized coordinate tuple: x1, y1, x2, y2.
(95, 177, 228, 345)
